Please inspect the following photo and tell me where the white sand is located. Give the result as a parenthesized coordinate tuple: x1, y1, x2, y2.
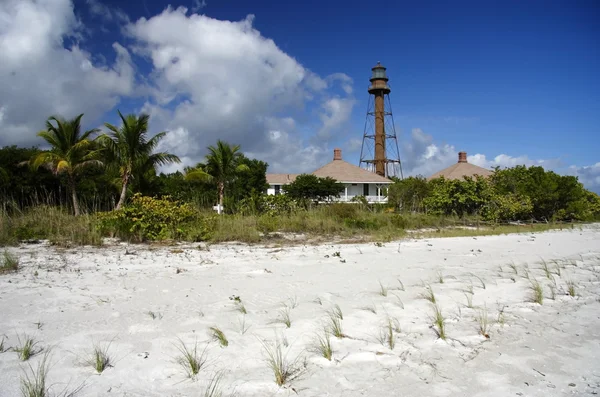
(1, 226, 600, 396)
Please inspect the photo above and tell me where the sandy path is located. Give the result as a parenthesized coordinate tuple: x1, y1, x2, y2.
(1, 226, 599, 396)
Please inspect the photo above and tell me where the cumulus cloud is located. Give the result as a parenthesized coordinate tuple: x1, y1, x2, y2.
(0, 0, 135, 147)
(400, 128, 457, 177)
(126, 7, 355, 171)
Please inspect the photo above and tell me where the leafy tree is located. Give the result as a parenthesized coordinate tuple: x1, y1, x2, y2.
(490, 166, 589, 220)
(424, 176, 492, 217)
(99, 111, 181, 210)
(228, 154, 268, 200)
(388, 176, 431, 211)
(185, 140, 249, 213)
(284, 174, 344, 203)
(31, 114, 102, 215)
(0, 146, 62, 207)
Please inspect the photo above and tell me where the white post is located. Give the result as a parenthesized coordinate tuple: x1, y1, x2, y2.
(345, 185, 348, 202)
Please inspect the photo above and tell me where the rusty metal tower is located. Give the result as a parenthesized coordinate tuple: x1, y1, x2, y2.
(359, 62, 403, 178)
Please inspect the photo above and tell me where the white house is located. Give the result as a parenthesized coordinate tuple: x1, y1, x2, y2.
(266, 149, 392, 203)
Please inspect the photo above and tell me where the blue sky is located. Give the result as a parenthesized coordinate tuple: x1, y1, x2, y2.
(0, 0, 599, 190)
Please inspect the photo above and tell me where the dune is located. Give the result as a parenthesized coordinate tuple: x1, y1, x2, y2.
(1, 225, 599, 396)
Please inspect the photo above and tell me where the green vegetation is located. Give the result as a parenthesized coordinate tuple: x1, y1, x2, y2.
(260, 337, 305, 386)
(85, 342, 112, 373)
(1, 251, 19, 273)
(0, 110, 598, 247)
(283, 174, 344, 204)
(175, 339, 209, 379)
(99, 111, 180, 210)
(185, 140, 250, 214)
(31, 114, 103, 216)
(15, 334, 41, 361)
(530, 280, 544, 304)
(312, 329, 333, 360)
(20, 351, 51, 397)
(389, 168, 600, 223)
(209, 327, 229, 347)
(432, 304, 447, 340)
(327, 312, 344, 338)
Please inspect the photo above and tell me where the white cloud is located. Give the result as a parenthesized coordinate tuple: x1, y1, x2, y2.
(126, 7, 354, 171)
(569, 163, 600, 193)
(326, 73, 354, 94)
(317, 97, 355, 139)
(86, 0, 129, 23)
(191, 0, 208, 13)
(468, 153, 563, 170)
(0, 0, 135, 147)
(400, 128, 457, 177)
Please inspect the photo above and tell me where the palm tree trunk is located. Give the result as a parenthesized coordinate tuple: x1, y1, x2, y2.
(115, 173, 129, 210)
(218, 181, 224, 214)
(69, 175, 81, 216)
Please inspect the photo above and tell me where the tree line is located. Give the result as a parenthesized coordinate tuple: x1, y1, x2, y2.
(0, 113, 268, 215)
(1, 112, 599, 224)
(388, 168, 600, 222)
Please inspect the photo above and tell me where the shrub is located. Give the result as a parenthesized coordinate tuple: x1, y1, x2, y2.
(96, 194, 206, 241)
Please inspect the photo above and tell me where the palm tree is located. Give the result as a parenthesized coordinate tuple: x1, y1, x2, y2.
(99, 111, 181, 210)
(32, 114, 102, 216)
(186, 140, 248, 214)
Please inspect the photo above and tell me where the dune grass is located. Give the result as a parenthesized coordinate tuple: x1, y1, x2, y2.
(327, 312, 344, 338)
(175, 339, 209, 379)
(477, 306, 490, 336)
(377, 318, 397, 350)
(378, 281, 388, 297)
(312, 328, 333, 360)
(84, 341, 112, 373)
(1, 250, 19, 274)
(202, 371, 227, 397)
(1, 202, 576, 246)
(260, 337, 306, 386)
(432, 304, 447, 340)
(421, 285, 436, 304)
(20, 351, 51, 397)
(276, 308, 292, 328)
(530, 279, 544, 304)
(15, 334, 41, 361)
(209, 327, 229, 347)
(566, 280, 576, 297)
(329, 304, 343, 320)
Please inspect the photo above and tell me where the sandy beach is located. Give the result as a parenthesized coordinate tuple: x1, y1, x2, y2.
(1, 226, 600, 396)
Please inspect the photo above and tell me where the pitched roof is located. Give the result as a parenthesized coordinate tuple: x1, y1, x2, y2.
(312, 149, 392, 183)
(266, 149, 392, 185)
(428, 151, 493, 180)
(266, 173, 298, 184)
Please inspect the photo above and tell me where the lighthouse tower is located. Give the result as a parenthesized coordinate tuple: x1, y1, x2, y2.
(359, 62, 403, 178)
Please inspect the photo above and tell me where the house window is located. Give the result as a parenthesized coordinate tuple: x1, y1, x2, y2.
(351, 183, 357, 186)
(363, 184, 369, 196)
(274, 185, 281, 195)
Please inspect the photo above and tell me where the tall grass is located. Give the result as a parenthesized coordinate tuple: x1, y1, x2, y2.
(1, 250, 19, 273)
(0, 202, 576, 246)
(84, 341, 113, 374)
(311, 328, 333, 360)
(260, 337, 305, 386)
(175, 338, 209, 379)
(0, 206, 102, 246)
(432, 304, 446, 340)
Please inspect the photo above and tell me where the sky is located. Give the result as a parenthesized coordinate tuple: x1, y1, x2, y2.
(1, 0, 599, 191)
